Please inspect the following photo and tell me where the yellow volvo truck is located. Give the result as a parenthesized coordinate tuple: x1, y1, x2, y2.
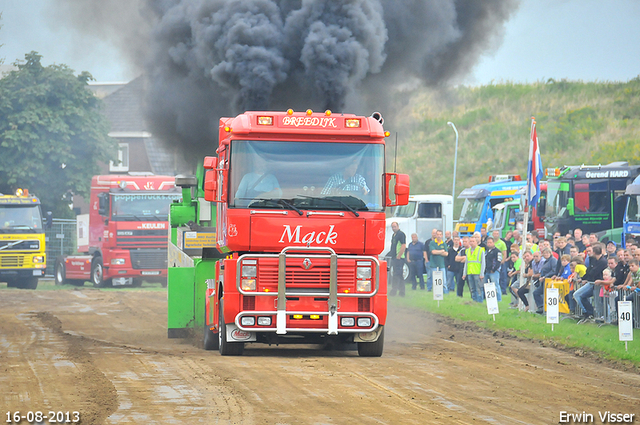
(0, 189, 49, 289)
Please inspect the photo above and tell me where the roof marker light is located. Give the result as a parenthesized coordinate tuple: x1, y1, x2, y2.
(257, 116, 273, 125)
(325, 110, 332, 116)
(345, 118, 361, 128)
(306, 109, 313, 116)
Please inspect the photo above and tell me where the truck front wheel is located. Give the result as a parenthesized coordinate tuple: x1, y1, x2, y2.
(357, 327, 385, 357)
(203, 310, 219, 351)
(19, 277, 38, 290)
(218, 299, 244, 356)
(55, 258, 67, 285)
(91, 258, 111, 288)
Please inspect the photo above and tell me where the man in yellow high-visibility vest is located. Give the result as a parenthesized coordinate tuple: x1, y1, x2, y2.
(462, 235, 485, 302)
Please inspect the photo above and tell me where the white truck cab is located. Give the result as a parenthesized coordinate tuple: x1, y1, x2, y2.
(384, 194, 454, 256)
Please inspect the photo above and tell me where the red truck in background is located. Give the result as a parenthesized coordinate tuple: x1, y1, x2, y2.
(55, 174, 181, 287)
(184, 109, 409, 357)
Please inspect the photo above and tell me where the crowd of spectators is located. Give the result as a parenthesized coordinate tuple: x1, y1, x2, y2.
(387, 223, 639, 325)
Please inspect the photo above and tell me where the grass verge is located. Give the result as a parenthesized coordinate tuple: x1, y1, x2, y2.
(391, 288, 640, 365)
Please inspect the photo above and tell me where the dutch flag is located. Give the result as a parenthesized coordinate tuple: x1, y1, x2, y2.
(527, 118, 542, 208)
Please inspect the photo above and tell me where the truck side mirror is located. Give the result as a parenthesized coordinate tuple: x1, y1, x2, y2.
(537, 200, 546, 218)
(567, 198, 575, 216)
(204, 170, 217, 202)
(45, 211, 53, 230)
(97, 193, 108, 216)
(203, 156, 218, 170)
(385, 173, 410, 207)
(204, 169, 228, 203)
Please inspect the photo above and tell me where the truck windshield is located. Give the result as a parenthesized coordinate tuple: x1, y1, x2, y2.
(459, 198, 484, 222)
(0, 205, 43, 233)
(111, 193, 182, 221)
(545, 181, 567, 219)
(492, 206, 506, 230)
(393, 202, 416, 218)
(626, 195, 640, 222)
(229, 140, 384, 211)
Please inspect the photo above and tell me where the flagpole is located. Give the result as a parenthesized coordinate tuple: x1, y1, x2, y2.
(520, 118, 537, 311)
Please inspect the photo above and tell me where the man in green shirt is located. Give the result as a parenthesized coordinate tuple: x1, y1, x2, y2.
(429, 230, 449, 293)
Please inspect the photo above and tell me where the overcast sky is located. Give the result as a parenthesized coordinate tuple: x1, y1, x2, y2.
(1, 0, 639, 85)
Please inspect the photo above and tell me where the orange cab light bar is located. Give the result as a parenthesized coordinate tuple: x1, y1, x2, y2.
(545, 168, 561, 177)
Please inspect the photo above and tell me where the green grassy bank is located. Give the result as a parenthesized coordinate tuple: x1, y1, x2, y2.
(390, 287, 640, 365)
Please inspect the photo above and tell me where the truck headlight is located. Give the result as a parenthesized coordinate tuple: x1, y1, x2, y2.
(341, 317, 355, 327)
(257, 317, 271, 326)
(242, 265, 257, 278)
(357, 266, 372, 279)
(32, 256, 45, 264)
(240, 316, 255, 326)
(241, 278, 256, 291)
(111, 258, 126, 265)
(357, 317, 372, 327)
(356, 280, 371, 292)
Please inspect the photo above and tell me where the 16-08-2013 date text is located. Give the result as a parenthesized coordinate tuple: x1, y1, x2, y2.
(6, 411, 80, 423)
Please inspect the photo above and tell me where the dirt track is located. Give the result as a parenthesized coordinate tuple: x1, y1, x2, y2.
(2, 282, 639, 424)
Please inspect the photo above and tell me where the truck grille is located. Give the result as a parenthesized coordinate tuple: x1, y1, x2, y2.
(256, 258, 356, 287)
(0, 240, 40, 251)
(129, 249, 168, 270)
(1, 256, 25, 267)
(116, 229, 167, 249)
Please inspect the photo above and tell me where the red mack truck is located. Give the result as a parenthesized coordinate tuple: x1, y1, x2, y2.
(168, 109, 409, 357)
(55, 174, 180, 287)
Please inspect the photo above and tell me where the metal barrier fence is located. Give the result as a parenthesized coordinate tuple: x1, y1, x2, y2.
(567, 280, 640, 329)
(44, 219, 77, 277)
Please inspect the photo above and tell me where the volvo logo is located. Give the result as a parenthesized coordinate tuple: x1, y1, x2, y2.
(302, 258, 312, 270)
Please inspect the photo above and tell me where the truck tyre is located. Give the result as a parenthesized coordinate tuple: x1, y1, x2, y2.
(218, 299, 244, 356)
(131, 278, 143, 287)
(203, 311, 219, 351)
(21, 277, 39, 290)
(357, 327, 385, 357)
(6, 279, 18, 288)
(91, 257, 111, 288)
(55, 258, 67, 285)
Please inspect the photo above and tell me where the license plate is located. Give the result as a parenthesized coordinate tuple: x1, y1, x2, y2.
(141, 271, 161, 275)
(33, 270, 41, 276)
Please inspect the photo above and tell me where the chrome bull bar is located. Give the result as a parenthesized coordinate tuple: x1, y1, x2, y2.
(236, 246, 381, 335)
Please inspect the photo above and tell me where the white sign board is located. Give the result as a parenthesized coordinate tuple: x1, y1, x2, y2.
(432, 269, 444, 301)
(76, 214, 89, 247)
(618, 301, 634, 342)
(484, 281, 499, 315)
(546, 288, 560, 324)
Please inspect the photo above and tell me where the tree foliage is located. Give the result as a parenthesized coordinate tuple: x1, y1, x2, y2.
(0, 52, 117, 217)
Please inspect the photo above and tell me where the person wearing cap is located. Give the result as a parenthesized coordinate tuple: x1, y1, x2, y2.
(605, 240, 617, 259)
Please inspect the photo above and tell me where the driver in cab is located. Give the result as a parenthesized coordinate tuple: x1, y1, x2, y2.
(234, 156, 282, 207)
(321, 159, 369, 196)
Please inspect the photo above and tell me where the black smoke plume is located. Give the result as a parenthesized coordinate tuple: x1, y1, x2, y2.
(49, 0, 518, 162)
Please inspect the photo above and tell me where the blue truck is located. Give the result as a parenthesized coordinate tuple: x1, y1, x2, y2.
(456, 177, 526, 237)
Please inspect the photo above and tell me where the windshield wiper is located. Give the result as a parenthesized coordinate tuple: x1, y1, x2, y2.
(297, 195, 359, 217)
(114, 214, 143, 221)
(238, 198, 303, 216)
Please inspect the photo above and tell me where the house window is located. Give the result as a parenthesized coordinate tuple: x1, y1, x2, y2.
(110, 143, 129, 172)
